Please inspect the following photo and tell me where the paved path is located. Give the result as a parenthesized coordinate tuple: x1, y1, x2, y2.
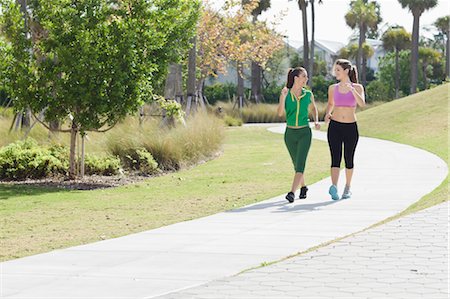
(156, 201, 449, 299)
(1, 125, 447, 298)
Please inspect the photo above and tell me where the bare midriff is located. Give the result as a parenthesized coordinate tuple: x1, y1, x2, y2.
(331, 107, 357, 123)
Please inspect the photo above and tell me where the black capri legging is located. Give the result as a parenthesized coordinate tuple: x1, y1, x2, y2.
(327, 119, 359, 169)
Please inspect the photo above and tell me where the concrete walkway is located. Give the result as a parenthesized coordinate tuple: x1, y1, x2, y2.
(1, 125, 447, 298)
(156, 201, 449, 299)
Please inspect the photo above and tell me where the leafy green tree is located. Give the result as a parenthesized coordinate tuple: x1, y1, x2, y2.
(382, 26, 412, 98)
(345, 0, 382, 85)
(418, 46, 442, 89)
(434, 15, 450, 78)
(398, 0, 438, 93)
(0, 0, 200, 178)
(377, 50, 414, 98)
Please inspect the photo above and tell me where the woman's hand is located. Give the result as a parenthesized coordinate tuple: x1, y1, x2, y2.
(314, 122, 321, 130)
(345, 83, 355, 92)
(324, 113, 332, 124)
(280, 87, 288, 100)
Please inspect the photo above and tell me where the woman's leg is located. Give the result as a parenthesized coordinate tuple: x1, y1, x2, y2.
(327, 121, 343, 186)
(290, 172, 304, 193)
(291, 127, 312, 192)
(343, 123, 359, 187)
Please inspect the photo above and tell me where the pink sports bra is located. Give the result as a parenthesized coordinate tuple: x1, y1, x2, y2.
(334, 83, 356, 107)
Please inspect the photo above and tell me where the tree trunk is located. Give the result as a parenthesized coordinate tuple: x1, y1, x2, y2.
(16, 0, 32, 129)
(357, 23, 366, 84)
(237, 62, 244, 109)
(446, 30, 450, 79)
(300, 0, 309, 69)
(80, 133, 85, 178)
(309, 0, 315, 86)
(395, 48, 400, 98)
(164, 64, 183, 101)
(69, 121, 78, 179)
(251, 61, 262, 103)
(186, 36, 197, 116)
(422, 64, 428, 90)
(410, 11, 421, 94)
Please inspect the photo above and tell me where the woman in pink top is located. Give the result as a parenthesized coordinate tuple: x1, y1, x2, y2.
(325, 59, 366, 200)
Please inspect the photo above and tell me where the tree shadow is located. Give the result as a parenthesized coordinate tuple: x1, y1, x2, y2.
(0, 184, 70, 200)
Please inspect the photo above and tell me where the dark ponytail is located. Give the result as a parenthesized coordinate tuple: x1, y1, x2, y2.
(349, 65, 358, 83)
(334, 59, 358, 84)
(286, 67, 306, 88)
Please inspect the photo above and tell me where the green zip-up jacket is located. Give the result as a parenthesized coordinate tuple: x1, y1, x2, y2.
(285, 88, 311, 127)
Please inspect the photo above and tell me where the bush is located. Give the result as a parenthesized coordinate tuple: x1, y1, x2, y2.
(203, 83, 237, 105)
(112, 147, 158, 175)
(84, 155, 121, 176)
(262, 83, 284, 103)
(0, 139, 65, 180)
(365, 80, 392, 102)
(0, 139, 123, 180)
(311, 75, 335, 102)
(223, 115, 243, 126)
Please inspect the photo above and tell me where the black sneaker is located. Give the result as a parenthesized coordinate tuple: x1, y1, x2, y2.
(285, 192, 295, 203)
(299, 186, 308, 199)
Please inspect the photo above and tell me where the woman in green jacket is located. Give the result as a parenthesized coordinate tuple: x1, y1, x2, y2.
(277, 67, 320, 203)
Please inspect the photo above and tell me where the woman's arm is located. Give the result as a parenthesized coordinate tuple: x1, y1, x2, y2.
(278, 87, 288, 117)
(348, 83, 365, 107)
(310, 92, 320, 129)
(325, 85, 335, 124)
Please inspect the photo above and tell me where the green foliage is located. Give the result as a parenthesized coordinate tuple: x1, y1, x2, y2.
(365, 80, 392, 102)
(223, 115, 243, 127)
(0, 139, 122, 180)
(110, 146, 158, 175)
(398, 0, 438, 14)
(0, 0, 200, 133)
(0, 139, 64, 180)
(378, 50, 415, 98)
(311, 75, 335, 102)
(204, 83, 236, 104)
(262, 83, 284, 103)
(382, 26, 411, 52)
(84, 155, 121, 176)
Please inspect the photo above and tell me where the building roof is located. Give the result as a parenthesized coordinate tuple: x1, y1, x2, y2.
(297, 39, 346, 55)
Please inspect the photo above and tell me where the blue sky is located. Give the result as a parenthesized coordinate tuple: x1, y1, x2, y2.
(208, 0, 450, 48)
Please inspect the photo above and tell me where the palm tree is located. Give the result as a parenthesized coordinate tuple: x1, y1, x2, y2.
(418, 46, 441, 89)
(243, 0, 271, 103)
(382, 26, 411, 98)
(339, 42, 374, 64)
(309, 0, 323, 88)
(345, 0, 382, 86)
(398, 0, 438, 94)
(294, 0, 309, 72)
(434, 16, 450, 79)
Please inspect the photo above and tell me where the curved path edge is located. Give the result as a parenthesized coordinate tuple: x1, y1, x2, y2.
(1, 124, 447, 298)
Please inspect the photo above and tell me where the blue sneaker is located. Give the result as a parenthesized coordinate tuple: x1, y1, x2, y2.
(341, 186, 352, 199)
(328, 185, 340, 201)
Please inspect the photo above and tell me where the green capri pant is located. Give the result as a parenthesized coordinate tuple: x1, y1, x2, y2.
(284, 126, 312, 173)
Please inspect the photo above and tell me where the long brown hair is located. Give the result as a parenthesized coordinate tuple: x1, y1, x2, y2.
(286, 67, 307, 88)
(334, 59, 358, 83)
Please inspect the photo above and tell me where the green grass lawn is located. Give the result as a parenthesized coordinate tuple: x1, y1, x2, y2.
(0, 126, 330, 261)
(357, 83, 449, 219)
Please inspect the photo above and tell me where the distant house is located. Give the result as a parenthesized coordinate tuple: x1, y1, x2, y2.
(298, 39, 346, 71)
(363, 38, 385, 73)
